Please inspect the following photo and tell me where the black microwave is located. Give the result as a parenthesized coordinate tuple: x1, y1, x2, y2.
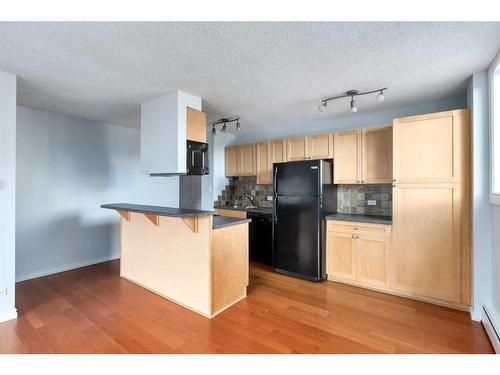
(187, 140, 209, 175)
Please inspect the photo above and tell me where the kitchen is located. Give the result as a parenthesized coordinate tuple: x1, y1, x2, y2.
(0, 21, 499, 358)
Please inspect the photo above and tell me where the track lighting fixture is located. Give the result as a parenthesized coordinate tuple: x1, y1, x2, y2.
(211, 117, 241, 136)
(318, 87, 387, 113)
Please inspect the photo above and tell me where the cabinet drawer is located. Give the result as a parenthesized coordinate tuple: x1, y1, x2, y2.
(327, 220, 391, 237)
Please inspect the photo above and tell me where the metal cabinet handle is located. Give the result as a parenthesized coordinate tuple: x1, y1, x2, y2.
(393, 179, 397, 182)
(356, 235, 360, 239)
(354, 226, 359, 230)
(352, 234, 356, 238)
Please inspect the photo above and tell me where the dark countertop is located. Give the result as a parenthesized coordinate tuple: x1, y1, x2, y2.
(216, 205, 273, 216)
(213, 216, 252, 230)
(325, 213, 392, 225)
(101, 203, 214, 217)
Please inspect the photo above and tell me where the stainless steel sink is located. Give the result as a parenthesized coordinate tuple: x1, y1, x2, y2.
(233, 205, 258, 209)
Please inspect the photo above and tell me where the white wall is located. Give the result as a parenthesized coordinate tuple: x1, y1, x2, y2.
(15, 106, 179, 281)
(0, 71, 17, 323)
(467, 71, 493, 321)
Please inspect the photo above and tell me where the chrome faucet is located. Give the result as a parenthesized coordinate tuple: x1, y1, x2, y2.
(242, 194, 255, 206)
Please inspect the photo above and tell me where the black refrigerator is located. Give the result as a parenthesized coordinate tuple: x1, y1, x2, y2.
(272, 159, 337, 281)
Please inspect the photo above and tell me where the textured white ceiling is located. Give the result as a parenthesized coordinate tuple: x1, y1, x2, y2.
(0, 22, 499, 133)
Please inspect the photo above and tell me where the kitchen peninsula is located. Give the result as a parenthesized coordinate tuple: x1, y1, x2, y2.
(101, 203, 251, 318)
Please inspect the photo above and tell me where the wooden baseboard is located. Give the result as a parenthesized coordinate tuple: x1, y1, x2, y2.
(328, 277, 471, 312)
(482, 305, 500, 354)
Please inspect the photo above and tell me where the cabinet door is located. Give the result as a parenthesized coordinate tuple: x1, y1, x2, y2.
(239, 144, 256, 176)
(392, 183, 461, 303)
(393, 112, 461, 183)
(271, 140, 286, 163)
(334, 130, 360, 184)
(186, 108, 207, 143)
(256, 142, 272, 184)
(225, 146, 239, 176)
(362, 126, 392, 184)
(309, 134, 334, 160)
(286, 137, 308, 161)
(327, 232, 356, 281)
(356, 235, 391, 288)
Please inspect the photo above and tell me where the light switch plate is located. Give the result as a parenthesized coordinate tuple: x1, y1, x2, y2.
(0, 288, 7, 296)
(266, 196, 273, 201)
(367, 199, 377, 206)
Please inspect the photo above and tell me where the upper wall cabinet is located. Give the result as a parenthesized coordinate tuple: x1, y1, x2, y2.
(225, 144, 256, 177)
(362, 126, 393, 184)
(286, 133, 334, 162)
(186, 108, 207, 143)
(334, 126, 392, 184)
(256, 140, 286, 185)
(239, 144, 257, 176)
(334, 130, 360, 184)
(393, 111, 466, 184)
(225, 146, 239, 177)
(286, 136, 308, 161)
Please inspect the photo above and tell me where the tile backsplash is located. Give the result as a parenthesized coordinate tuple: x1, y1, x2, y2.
(337, 184, 392, 216)
(214, 177, 392, 216)
(214, 176, 274, 208)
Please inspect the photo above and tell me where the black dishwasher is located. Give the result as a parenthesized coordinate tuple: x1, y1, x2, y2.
(247, 211, 273, 266)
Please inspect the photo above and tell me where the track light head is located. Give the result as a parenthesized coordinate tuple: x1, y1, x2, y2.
(350, 97, 358, 113)
(377, 91, 385, 102)
(236, 120, 241, 131)
(212, 126, 217, 135)
(221, 123, 227, 133)
(318, 102, 327, 112)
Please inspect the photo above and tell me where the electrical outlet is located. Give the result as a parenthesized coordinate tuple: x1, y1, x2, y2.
(367, 199, 377, 206)
(0, 288, 7, 296)
(266, 196, 273, 201)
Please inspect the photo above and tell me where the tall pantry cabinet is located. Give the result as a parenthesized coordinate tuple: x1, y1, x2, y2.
(392, 109, 471, 307)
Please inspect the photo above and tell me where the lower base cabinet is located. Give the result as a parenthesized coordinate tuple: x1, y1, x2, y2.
(327, 218, 470, 311)
(327, 221, 391, 289)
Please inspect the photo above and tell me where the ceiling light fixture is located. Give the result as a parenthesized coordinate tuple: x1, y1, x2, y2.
(318, 87, 387, 113)
(211, 117, 240, 136)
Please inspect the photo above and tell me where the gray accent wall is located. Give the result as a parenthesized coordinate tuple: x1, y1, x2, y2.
(15, 106, 180, 281)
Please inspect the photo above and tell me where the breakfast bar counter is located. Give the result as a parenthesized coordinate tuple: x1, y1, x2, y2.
(101, 203, 250, 319)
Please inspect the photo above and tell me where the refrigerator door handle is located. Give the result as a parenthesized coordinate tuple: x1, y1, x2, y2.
(273, 166, 278, 195)
(273, 196, 278, 223)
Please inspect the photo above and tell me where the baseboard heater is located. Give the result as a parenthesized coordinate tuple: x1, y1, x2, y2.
(482, 305, 500, 354)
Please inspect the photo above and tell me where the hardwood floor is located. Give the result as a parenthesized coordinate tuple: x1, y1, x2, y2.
(0, 260, 493, 354)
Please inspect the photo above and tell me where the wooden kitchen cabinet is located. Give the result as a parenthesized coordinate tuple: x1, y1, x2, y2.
(393, 110, 467, 184)
(327, 220, 391, 289)
(186, 107, 207, 143)
(225, 146, 239, 177)
(334, 126, 392, 184)
(309, 133, 334, 159)
(356, 235, 391, 288)
(327, 231, 356, 282)
(225, 144, 256, 177)
(256, 141, 272, 184)
(334, 130, 361, 184)
(271, 139, 286, 163)
(286, 137, 308, 161)
(392, 183, 462, 303)
(392, 109, 471, 307)
(238, 144, 256, 176)
(286, 133, 334, 162)
(362, 126, 393, 183)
